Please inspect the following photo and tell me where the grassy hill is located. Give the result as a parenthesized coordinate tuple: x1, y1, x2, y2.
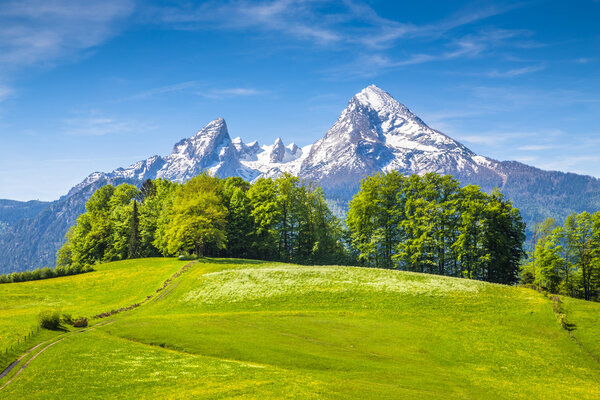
(1, 259, 599, 399)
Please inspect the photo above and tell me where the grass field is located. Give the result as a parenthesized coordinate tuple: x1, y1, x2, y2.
(1, 259, 599, 399)
(0, 258, 186, 368)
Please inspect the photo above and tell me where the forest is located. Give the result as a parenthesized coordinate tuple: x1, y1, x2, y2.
(8, 171, 598, 299)
(522, 213, 600, 301)
(55, 173, 349, 269)
(346, 172, 525, 284)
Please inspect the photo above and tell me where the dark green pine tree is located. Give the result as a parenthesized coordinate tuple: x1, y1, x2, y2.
(128, 200, 140, 259)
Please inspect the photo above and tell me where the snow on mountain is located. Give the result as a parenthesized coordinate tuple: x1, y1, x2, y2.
(300, 84, 502, 189)
(71, 117, 311, 192)
(69, 84, 507, 198)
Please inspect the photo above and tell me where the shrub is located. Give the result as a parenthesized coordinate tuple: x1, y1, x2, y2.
(62, 314, 74, 325)
(30, 269, 42, 280)
(0, 264, 92, 285)
(38, 311, 61, 330)
(178, 254, 197, 261)
(73, 317, 88, 328)
(40, 267, 56, 279)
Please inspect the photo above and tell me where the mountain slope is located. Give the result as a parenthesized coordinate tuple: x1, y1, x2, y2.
(2, 85, 600, 272)
(300, 85, 504, 195)
(0, 200, 49, 236)
(1, 259, 599, 399)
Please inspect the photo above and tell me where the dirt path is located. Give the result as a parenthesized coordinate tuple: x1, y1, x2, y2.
(0, 320, 114, 391)
(0, 261, 196, 391)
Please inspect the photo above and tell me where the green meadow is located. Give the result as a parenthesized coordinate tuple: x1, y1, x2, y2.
(0, 258, 185, 354)
(1, 258, 599, 399)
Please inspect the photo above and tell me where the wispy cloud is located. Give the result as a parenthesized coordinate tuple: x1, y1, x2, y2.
(486, 64, 545, 78)
(199, 88, 269, 99)
(456, 131, 536, 146)
(0, 0, 134, 69)
(469, 86, 600, 110)
(124, 81, 202, 101)
(528, 155, 600, 177)
(517, 144, 554, 151)
(324, 26, 535, 78)
(63, 113, 154, 136)
(0, 85, 13, 102)
(148, 0, 518, 50)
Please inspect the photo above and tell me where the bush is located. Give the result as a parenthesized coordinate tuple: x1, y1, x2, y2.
(38, 311, 61, 330)
(178, 254, 197, 261)
(40, 267, 55, 279)
(62, 314, 74, 325)
(30, 269, 42, 280)
(73, 316, 88, 328)
(0, 264, 92, 285)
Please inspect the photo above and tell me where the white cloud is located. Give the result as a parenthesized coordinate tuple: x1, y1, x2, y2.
(456, 133, 524, 146)
(575, 57, 595, 64)
(0, 0, 134, 69)
(0, 85, 13, 102)
(125, 81, 202, 100)
(517, 144, 554, 151)
(63, 113, 154, 136)
(486, 64, 545, 78)
(148, 0, 518, 51)
(198, 88, 269, 99)
(324, 26, 533, 78)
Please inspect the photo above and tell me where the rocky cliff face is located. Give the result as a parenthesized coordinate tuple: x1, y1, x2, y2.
(2, 85, 600, 272)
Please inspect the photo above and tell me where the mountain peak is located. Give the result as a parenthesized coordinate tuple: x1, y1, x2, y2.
(352, 85, 413, 118)
(192, 117, 227, 137)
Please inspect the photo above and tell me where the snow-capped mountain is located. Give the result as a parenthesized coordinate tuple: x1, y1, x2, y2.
(301, 85, 505, 191)
(3, 84, 600, 272)
(73, 85, 504, 196)
(69, 116, 312, 195)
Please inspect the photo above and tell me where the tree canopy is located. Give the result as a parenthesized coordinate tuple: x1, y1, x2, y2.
(346, 172, 526, 284)
(57, 174, 348, 267)
(523, 212, 600, 301)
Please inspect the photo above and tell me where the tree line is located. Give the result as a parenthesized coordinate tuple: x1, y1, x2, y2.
(0, 264, 93, 284)
(54, 171, 527, 286)
(522, 212, 600, 301)
(56, 173, 349, 269)
(346, 172, 526, 284)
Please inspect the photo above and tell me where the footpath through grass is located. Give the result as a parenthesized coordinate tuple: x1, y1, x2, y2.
(1, 259, 599, 399)
(0, 258, 186, 370)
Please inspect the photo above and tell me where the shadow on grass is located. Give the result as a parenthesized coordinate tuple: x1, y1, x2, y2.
(199, 258, 267, 265)
(43, 325, 68, 332)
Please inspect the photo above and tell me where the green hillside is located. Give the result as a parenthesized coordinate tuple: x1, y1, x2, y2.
(1, 259, 599, 399)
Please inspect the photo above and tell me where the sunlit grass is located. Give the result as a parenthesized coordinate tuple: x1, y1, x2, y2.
(1, 258, 599, 399)
(184, 265, 484, 305)
(0, 258, 185, 352)
(0, 330, 326, 399)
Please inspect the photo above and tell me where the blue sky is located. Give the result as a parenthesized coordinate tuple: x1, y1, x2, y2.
(0, 0, 598, 201)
